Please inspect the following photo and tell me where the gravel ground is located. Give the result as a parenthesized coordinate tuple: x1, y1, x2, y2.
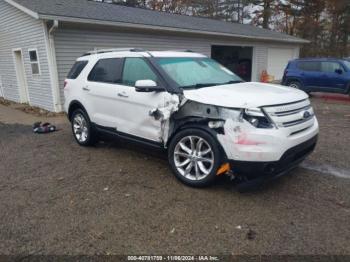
(0, 98, 349, 256)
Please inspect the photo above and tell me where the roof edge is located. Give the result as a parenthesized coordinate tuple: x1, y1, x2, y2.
(39, 14, 310, 44)
(4, 0, 39, 19)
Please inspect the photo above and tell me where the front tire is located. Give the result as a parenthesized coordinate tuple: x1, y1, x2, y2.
(168, 128, 222, 188)
(71, 109, 96, 146)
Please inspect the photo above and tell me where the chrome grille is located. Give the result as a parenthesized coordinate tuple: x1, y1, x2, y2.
(263, 99, 315, 133)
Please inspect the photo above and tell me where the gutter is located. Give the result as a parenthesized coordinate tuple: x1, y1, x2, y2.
(44, 20, 62, 112)
(38, 14, 310, 45)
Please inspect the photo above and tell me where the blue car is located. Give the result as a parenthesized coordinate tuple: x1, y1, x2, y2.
(282, 58, 350, 95)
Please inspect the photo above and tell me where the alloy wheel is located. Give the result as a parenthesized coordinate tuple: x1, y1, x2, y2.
(174, 136, 215, 181)
(73, 113, 89, 143)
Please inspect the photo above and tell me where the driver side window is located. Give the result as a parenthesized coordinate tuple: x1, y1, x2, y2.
(321, 62, 342, 73)
(122, 58, 158, 86)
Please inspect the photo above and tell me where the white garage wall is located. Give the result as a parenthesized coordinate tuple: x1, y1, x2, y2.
(267, 47, 299, 80)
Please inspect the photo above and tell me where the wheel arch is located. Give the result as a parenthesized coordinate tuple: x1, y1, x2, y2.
(68, 100, 88, 121)
(166, 119, 229, 161)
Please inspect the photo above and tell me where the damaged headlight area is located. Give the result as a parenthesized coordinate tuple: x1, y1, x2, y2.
(242, 108, 274, 129)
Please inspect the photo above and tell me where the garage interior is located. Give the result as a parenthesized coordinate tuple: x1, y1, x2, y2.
(211, 45, 253, 81)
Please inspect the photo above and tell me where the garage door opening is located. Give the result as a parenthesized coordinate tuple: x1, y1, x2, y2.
(212, 45, 253, 81)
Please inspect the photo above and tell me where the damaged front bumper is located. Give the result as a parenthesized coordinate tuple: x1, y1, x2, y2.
(229, 135, 318, 191)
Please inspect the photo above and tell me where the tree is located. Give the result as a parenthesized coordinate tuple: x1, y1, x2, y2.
(92, 0, 350, 57)
(250, 0, 279, 29)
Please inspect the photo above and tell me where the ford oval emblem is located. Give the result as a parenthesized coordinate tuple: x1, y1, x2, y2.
(303, 111, 311, 119)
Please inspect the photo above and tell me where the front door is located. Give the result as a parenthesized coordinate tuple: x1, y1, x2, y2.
(320, 61, 348, 92)
(86, 56, 169, 143)
(115, 57, 169, 142)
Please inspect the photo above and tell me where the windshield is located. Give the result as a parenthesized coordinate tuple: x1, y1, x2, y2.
(157, 57, 243, 89)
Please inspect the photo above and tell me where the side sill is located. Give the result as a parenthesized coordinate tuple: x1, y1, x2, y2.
(93, 124, 164, 149)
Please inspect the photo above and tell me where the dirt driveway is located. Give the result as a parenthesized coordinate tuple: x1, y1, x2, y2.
(0, 98, 349, 257)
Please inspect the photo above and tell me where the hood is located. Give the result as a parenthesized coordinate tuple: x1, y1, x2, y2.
(183, 82, 309, 108)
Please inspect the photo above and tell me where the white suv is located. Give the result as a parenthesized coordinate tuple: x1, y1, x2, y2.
(64, 49, 319, 190)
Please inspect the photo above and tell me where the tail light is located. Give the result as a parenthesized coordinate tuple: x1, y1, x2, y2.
(64, 80, 68, 89)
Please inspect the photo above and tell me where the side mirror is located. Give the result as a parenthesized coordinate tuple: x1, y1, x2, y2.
(335, 69, 343, 74)
(135, 80, 162, 92)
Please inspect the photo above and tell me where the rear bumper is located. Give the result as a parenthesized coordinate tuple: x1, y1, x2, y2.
(230, 135, 318, 191)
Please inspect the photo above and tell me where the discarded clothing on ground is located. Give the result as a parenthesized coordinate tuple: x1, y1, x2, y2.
(33, 122, 57, 134)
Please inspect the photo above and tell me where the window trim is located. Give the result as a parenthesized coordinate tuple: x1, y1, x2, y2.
(28, 48, 41, 76)
(87, 58, 123, 84)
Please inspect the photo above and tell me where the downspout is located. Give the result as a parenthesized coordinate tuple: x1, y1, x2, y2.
(46, 20, 62, 112)
(49, 20, 58, 35)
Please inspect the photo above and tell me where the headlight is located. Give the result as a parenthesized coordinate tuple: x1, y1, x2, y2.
(243, 108, 274, 129)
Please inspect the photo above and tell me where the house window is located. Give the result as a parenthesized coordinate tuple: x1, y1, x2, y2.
(28, 49, 40, 75)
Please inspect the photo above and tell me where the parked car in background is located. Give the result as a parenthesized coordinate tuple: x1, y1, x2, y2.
(282, 58, 350, 95)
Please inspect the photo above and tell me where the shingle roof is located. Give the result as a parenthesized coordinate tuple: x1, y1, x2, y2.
(10, 0, 308, 44)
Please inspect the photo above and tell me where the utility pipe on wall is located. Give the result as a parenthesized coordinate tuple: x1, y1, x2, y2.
(47, 20, 62, 112)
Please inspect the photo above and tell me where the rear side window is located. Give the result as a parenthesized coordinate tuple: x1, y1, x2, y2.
(67, 61, 88, 79)
(122, 58, 158, 86)
(297, 61, 321, 72)
(88, 58, 123, 83)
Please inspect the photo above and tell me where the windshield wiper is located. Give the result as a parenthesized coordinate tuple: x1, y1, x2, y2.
(181, 80, 244, 90)
(180, 83, 220, 89)
(222, 80, 244, 85)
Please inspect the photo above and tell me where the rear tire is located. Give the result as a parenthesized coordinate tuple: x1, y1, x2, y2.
(71, 109, 96, 146)
(288, 80, 302, 90)
(168, 128, 222, 188)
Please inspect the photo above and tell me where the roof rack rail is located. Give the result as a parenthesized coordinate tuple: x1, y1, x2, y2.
(164, 49, 194, 53)
(83, 48, 146, 56)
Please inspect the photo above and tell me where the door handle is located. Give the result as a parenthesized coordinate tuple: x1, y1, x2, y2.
(82, 86, 90, 92)
(118, 92, 129, 98)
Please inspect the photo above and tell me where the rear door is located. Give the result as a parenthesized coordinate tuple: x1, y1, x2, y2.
(297, 61, 322, 89)
(320, 61, 348, 92)
(85, 57, 125, 127)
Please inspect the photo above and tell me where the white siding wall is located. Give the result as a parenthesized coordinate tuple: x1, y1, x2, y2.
(54, 26, 300, 103)
(0, 0, 54, 110)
